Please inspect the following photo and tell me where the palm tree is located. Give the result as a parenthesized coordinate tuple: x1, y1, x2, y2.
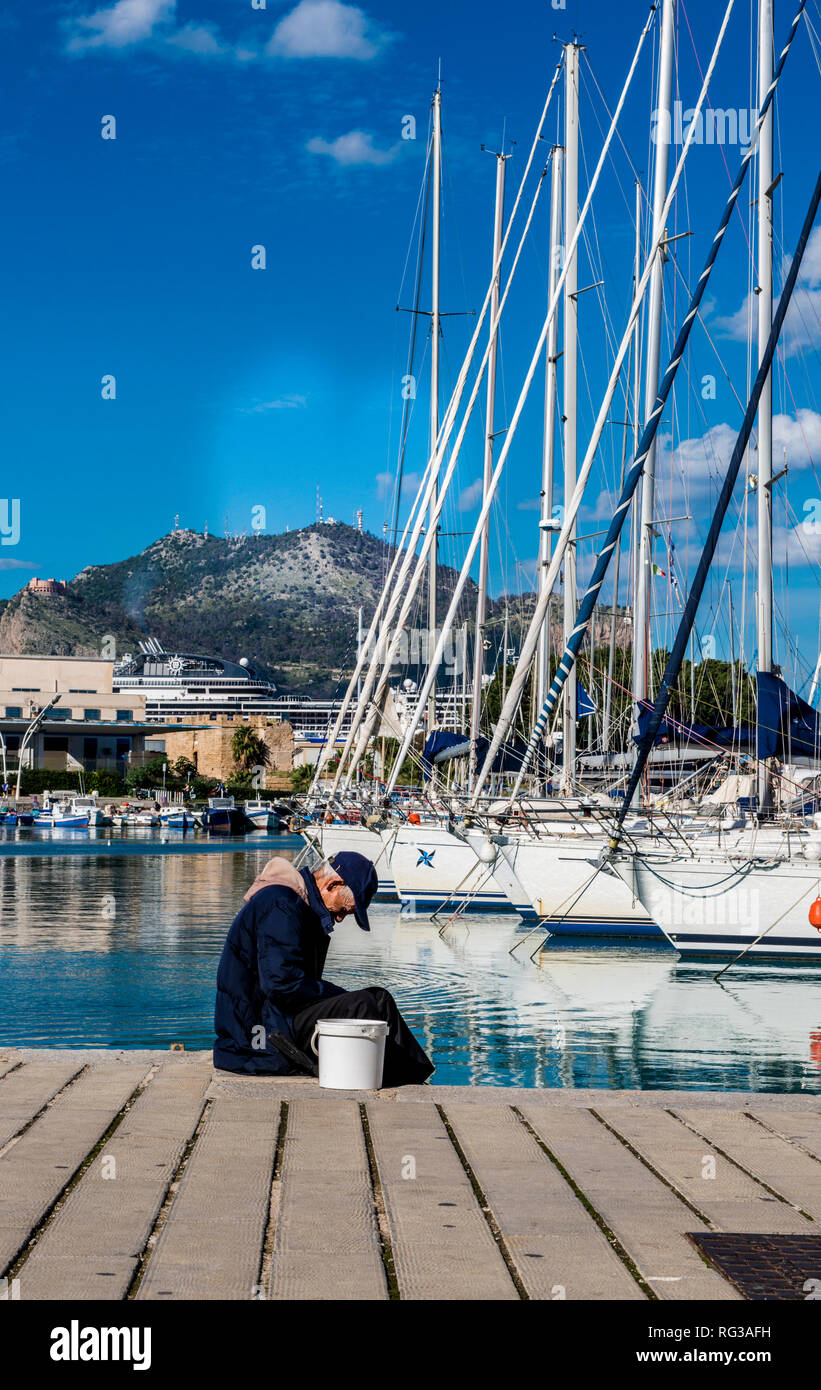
(231, 725, 271, 776)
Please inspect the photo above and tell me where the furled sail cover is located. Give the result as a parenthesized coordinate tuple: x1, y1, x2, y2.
(756, 672, 821, 760)
(633, 703, 750, 750)
(421, 731, 550, 778)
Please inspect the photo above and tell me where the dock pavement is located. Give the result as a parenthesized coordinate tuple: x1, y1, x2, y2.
(2, 1049, 821, 1301)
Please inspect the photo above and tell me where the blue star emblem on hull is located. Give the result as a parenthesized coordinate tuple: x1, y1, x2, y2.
(417, 849, 435, 867)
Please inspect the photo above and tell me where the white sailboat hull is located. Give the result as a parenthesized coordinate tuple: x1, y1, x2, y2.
(622, 851, 821, 959)
(391, 824, 537, 919)
(497, 836, 659, 937)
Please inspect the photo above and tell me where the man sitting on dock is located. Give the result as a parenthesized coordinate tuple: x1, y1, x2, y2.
(214, 853, 434, 1086)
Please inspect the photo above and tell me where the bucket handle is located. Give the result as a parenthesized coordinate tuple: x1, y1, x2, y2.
(310, 1024, 385, 1054)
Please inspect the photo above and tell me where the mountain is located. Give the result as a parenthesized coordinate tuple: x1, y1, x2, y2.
(0, 525, 479, 698)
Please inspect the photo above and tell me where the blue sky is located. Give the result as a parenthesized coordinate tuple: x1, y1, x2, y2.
(2, 0, 821, 689)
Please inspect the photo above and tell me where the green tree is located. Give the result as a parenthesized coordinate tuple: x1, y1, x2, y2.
(230, 726, 271, 775)
(172, 756, 197, 782)
(290, 764, 313, 792)
(126, 755, 168, 790)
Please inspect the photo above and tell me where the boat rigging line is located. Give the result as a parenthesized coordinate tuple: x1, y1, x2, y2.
(474, 0, 808, 805)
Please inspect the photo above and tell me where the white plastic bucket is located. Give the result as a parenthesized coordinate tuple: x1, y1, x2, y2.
(310, 1018, 388, 1090)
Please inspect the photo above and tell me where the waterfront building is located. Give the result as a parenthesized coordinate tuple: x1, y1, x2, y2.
(0, 654, 194, 778)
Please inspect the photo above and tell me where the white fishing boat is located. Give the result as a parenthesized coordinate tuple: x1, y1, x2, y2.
(69, 795, 108, 827)
(113, 806, 159, 827)
(243, 799, 275, 830)
(158, 805, 196, 830)
(36, 809, 90, 829)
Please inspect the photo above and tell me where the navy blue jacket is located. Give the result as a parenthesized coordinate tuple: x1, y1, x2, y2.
(213, 876, 346, 1075)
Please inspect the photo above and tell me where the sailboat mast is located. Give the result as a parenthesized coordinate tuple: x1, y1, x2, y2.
(561, 42, 580, 796)
(729, 583, 738, 728)
(537, 146, 564, 718)
(757, 0, 774, 809)
(605, 180, 642, 756)
(427, 82, 442, 735)
(469, 149, 507, 791)
(632, 0, 676, 782)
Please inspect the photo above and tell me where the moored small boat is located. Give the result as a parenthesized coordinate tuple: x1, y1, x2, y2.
(243, 799, 278, 829)
(159, 805, 196, 829)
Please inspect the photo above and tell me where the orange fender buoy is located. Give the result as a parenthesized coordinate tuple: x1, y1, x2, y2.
(809, 897, 821, 931)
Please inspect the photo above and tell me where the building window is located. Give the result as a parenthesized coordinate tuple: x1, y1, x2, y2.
(5, 735, 20, 752)
(83, 708, 101, 721)
(5, 707, 22, 718)
(49, 708, 71, 721)
(44, 736, 69, 752)
(12, 687, 39, 692)
(69, 689, 97, 694)
(83, 738, 98, 760)
(115, 709, 133, 722)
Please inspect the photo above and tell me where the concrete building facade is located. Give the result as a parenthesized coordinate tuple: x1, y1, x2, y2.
(0, 655, 189, 776)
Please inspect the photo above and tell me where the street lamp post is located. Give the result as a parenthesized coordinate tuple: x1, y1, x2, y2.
(15, 695, 61, 804)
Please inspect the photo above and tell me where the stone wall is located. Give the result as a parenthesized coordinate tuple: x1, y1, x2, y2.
(162, 716, 294, 790)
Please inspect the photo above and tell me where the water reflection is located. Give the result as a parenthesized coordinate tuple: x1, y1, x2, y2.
(0, 842, 819, 1090)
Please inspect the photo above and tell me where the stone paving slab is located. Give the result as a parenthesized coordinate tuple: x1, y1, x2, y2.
(674, 1109, 821, 1223)
(0, 1061, 84, 1149)
(16, 1062, 212, 1300)
(601, 1107, 810, 1235)
(365, 1102, 518, 1301)
(270, 1099, 386, 1301)
(442, 1101, 643, 1300)
(519, 1103, 741, 1301)
(136, 1096, 279, 1302)
(0, 1062, 151, 1274)
(748, 1109, 821, 1160)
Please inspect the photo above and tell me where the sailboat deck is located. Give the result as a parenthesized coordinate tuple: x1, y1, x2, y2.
(2, 1049, 820, 1301)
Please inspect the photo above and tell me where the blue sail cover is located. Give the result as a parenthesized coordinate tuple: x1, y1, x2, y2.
(633, 702, 746, 750)
(421, 731, 549, 779)
(757, 672, 821, 760)
(577, 682, 596, 717)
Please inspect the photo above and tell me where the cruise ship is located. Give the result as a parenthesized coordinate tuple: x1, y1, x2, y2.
(114, 639, 475, 742)
(112, 640, 355, 738)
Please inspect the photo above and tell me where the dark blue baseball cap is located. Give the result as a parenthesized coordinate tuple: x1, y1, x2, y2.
(329, 851, 378, 932)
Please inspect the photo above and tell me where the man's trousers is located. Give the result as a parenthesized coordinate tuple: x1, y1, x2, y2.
(289, 987, 434, 1087)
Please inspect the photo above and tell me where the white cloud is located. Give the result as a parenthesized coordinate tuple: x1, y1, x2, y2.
(306, 131, 398, 166)
(64, 0, 254, 61)
(376, 470, 420, 502)
(268, 0, 389, 60)
(240, 395, 308, 414)
(714, 227, 821, 354)
(0, 558, 38, 571)
(457, 478, 483, 512)
(63, 0, 393, 67)
(65, 0, 174, 52)
(164, 23, 227, 58)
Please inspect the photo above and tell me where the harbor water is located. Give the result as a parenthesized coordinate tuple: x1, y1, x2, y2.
(1, 831, 819, 1091)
